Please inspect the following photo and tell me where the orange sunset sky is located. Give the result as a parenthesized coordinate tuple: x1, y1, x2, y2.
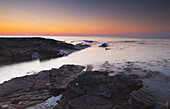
(0, 0, 170, 36)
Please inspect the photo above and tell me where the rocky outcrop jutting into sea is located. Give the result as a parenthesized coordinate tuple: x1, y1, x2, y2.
(0, 37, 89, 66)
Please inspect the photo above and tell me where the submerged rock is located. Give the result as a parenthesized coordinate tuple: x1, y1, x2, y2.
(105, 48, 111, 50)
(0, 65, 85, 109)
(55, 72, 156, 109)
(0, 38, 89, 66)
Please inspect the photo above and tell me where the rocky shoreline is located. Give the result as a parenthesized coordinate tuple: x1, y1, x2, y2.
(0, 64, 158, 109)
(0, 65, 85, 109)
(0, 38, 89, 66)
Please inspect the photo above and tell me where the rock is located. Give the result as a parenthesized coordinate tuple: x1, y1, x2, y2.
(105, 48, 111, 50)
(0, 38, 89, 66)
(83, 40, 94, 43)
(131, 88, 156, 109)
(49, 65, 85, 95)
(0, 58, 5, 63)
(74, 44, 90, 50)
(0, 65, 85, 109)
(99, 43, 108, 47)
(55, 72, 155, 109)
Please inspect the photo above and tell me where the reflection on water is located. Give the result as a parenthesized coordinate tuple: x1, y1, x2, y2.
(0, 36, 170, 103)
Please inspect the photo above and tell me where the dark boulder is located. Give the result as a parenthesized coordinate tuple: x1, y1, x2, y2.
(99, 43, 108, 47)
(54, 72, 155, 109)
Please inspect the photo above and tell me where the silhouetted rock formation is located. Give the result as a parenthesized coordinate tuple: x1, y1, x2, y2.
(83, 40, 95, 43)
(99, 43, 108, 47)
(0, 37, 89, 66)
(55, 72, 156, 109)
(0, 65, 85, 109)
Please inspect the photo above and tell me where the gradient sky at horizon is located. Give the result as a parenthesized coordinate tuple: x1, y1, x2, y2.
(0, 0, 170, 36)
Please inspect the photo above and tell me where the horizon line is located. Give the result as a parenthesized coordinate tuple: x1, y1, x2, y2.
(0, 34, 170, 39)
(0, 33, 170, 36)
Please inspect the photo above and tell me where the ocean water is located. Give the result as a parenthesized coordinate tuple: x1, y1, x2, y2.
(0, 36, 170, 104)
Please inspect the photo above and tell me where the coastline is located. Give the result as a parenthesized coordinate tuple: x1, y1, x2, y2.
(0, 37, 89, 66)
(0, 64, 157, 109)
(0, 37, 169, 109)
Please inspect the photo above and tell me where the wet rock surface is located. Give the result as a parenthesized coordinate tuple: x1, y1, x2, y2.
(0, 37, 89, 66)
(0, 65, 85, 109)
(55, 72, 156, 109)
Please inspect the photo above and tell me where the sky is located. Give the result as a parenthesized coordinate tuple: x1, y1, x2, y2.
(0, 0, 170, 36)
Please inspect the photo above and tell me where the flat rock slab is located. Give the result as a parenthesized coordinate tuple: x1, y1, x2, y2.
(55, 72, 156, 109)
(0, 65, 85, 109)
(0, 37, 89, 66)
